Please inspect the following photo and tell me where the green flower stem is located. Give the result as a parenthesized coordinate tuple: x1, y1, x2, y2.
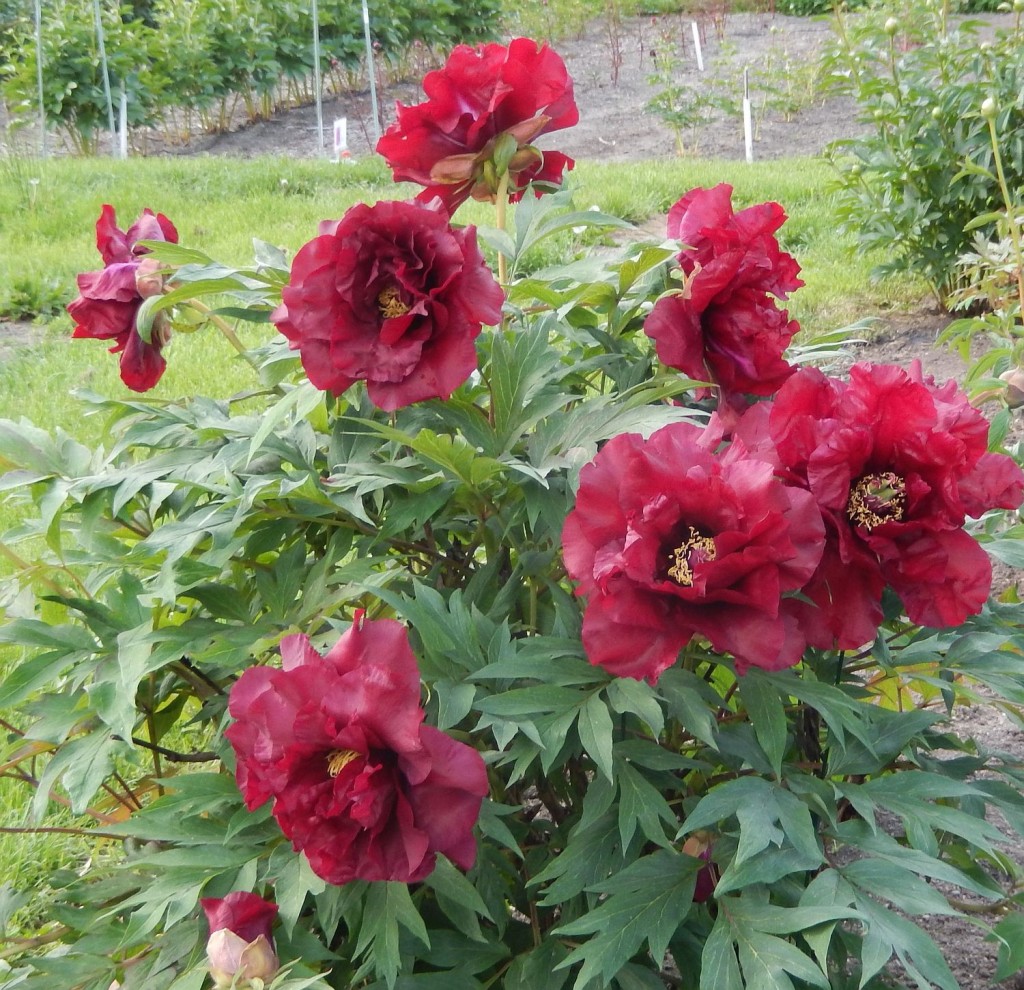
(985, 114, 1024, 329)
(495, 170, 511, 287)
(184, 299, 265, 373)
(0, 540, 84, 597)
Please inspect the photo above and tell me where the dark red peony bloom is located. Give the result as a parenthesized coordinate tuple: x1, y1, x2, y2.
(200, 892, 279, 988)
(376, 38, 579, 214)
(67, 204, 177, 392)
(754, 362, 1024, 648)
(561, 420, 825, 681)
(644, 184, 803, 408)
(272, 199, 504, 411)
(226, 613, 488, 885)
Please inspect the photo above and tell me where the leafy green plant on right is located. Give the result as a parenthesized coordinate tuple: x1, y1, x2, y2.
(824, 0, 1024, 305)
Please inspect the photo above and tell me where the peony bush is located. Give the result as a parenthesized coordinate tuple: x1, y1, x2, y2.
(2, 36, 1024, 990)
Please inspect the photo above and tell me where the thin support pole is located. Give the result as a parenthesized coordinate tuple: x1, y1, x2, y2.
(91, 0, 117, 155)
(311, 0, 324, 150)
(361, 0, 380, 145)
(34, 0, 46, 157)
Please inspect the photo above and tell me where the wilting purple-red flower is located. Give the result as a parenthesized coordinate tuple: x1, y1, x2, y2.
(644, 184, 803, 409)
(753, 363, 1024, 648)
(67, 204, 177, 392)
(272, 199, 504, 411)
(561, 420, 825, 681)
(226, 613, 488, 885)
(200, 892, 279, 989)
(376, 38, 579, 214)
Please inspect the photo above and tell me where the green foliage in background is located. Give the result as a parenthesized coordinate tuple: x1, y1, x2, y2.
(0, 0, 501, 150)
(823, 0, 1024, 303)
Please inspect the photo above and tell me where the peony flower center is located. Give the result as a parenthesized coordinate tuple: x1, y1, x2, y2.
(326, 749, 360, 777)
(846, 471, 907, 530)
(377, 286, 411, 319)
(666, 526, 717, 586)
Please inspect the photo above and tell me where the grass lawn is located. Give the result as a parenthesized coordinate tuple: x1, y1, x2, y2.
(1, 153, 922, 437)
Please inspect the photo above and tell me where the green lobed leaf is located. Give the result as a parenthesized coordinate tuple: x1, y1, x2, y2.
(989, 911, 1024, 981)
(700, 914, 743, 990)
(354, 883, 430, 990)
(426, 854, 493, 942)
(577, 692, 614, 782)
(606, 678, 664, 739)
(555, 850, 697, 990)
(738, 670, 787, 777)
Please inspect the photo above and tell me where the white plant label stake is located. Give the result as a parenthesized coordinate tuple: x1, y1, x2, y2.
(118, 84, 128, 160)
(333, 117, 352, 162)
(691, 22, 704, 72)
(743, 67, 753, 163)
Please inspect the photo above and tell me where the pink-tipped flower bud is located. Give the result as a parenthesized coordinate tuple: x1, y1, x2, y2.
(206, 929, 280, 988)
(135, 256, 166, 299)
(201, 891, 280, 989)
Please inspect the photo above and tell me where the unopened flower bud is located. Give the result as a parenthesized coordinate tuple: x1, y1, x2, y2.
(1015, 0, 1024, 12)
(1000, 368, 1024, 408)
(207, 930, 280, 988)
(135, 257, 166, 299)
(884, 17, 899, 35)
(202, 892, 280, 990)
(151, 311, 173, 348)
(981, 97, 997, 118)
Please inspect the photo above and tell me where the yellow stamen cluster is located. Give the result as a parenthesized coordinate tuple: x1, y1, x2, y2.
(326, 749, 360, 778)
(847, 471, 907, 530)
(667, 526, 717, 586)
(378, 286, 411, 319)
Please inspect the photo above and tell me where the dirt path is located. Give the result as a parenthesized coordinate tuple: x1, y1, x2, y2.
(138, 12, 864, 163)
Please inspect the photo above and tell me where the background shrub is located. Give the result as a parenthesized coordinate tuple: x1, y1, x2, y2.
(823, 1, 1024, 303)
(1, 0, 502, 149)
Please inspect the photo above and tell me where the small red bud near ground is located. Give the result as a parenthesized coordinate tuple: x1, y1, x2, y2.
(682, 832, 718, 903)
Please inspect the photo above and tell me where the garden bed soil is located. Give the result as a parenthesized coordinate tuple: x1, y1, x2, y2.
(142, 12, 866, 162)
(3, 9, 1024, 987)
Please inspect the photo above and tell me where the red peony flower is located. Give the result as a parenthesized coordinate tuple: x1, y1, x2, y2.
(561, 421, 825, 681)
(225, 613, 488, 885)
(376, 38, 579, 214)
(67, 204, 177, 392)
(644, 184, 803, 408)
(272, 199, 504, 411)
(757, 362, 1024, 648)
(200, 892, 279, 989)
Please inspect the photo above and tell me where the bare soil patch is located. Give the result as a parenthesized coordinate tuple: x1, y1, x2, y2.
(156, 12, 865, 162)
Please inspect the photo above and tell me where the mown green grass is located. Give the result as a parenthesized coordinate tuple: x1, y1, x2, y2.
(1, 153, 922, 439)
